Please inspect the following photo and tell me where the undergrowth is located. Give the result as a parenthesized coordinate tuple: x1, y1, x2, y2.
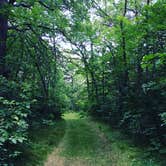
(95, 121, 166, 166)
(14, 120, 66, 166)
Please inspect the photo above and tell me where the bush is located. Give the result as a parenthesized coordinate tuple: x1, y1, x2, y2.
(0, 97, 30, 164)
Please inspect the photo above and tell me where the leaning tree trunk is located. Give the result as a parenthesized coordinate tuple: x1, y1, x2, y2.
(0, 0, 8, 76)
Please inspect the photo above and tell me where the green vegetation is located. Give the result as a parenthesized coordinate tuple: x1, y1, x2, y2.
(15, 120, 66, 166)
(0, 0, 166, 165)
(95, 121, 164, 166)
(62, 112, 83, 120)
(62, 113, 98, 158)
(48, 112, 163, 166)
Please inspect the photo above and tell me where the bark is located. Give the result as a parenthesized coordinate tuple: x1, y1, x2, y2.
(120, 0, 129, 87)
(90, 70, 99, 103)
(85, 66, 90, 100)
(136, 52, 143, 91)
(102, 67, 105, 104)
(82, 54, 91, 100)
(144, 0, 150, 82)
(134, 1, 143, 91)
(134, 0, 138, 16)
(90, 42, 99, 103)
(147, 0, 150, 5)
(0, 0, 8, 76)
(35, 61, 48, 99)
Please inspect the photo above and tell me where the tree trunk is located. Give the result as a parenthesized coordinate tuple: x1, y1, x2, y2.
(90, 70, 99, 103)
(120, 0, 129, 88)
(85, 67, 90, 100)
(0, 0, 8, 76)
(35, 61, 48, 99)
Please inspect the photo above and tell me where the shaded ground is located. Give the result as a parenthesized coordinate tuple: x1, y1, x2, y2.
(14, 112, 163, 166)
(44, 112, 159, 166)
(44, 112, 112, 166)
(16, 120, 66, 166)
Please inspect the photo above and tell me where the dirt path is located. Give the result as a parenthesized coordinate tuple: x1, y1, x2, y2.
(44, 113, 112, 166)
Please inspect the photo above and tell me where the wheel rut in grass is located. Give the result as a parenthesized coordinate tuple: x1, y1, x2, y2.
(44, 112, 112, 166)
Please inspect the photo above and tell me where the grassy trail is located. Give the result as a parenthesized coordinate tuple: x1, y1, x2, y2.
(44, 112, 112, 166)
(44, 112, 159, 166)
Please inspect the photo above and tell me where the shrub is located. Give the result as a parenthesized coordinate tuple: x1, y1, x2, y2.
(0, 97, 30, 164)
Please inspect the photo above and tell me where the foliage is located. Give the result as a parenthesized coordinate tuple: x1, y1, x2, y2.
(0, 0, 166, 164)
(0, 97, 30, 164)
(64, 0, 166, 158)
(14, 120, 66, 166)
(95, 121, 164, 166)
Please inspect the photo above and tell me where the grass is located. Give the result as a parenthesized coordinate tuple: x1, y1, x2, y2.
(60, 112, 113, 165)
(14, 112, 165, 166)
(15, 120, 66, 166)
(62, 112, 83, 120)
(94, 121, 164, 166)
(62, 119, 97, 157)
(62, 112, 96, 157)
(61, 112, 163, 166)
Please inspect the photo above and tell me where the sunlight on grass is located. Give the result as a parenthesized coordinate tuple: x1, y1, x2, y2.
(62, 112, 82, 120)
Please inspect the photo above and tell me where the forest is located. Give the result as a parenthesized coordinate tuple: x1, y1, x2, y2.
(0, 0, 166, 165)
